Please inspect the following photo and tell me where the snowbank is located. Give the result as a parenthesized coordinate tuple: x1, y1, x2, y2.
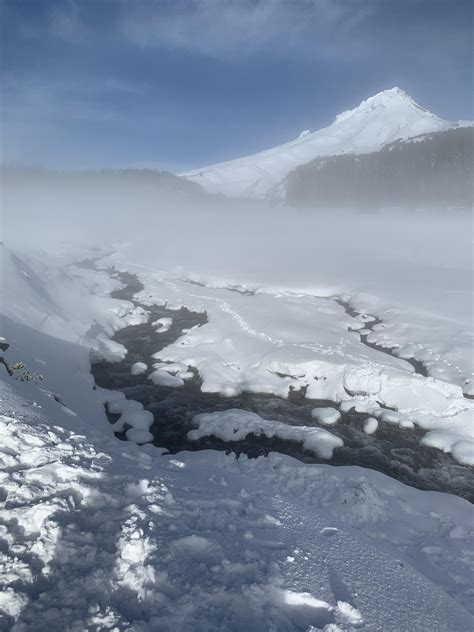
(1, 247, 473, 630)
(1, 380, 473, 631)
(311, 407, 341, 426)
(189, 409, 343, 459)
(130, 361, 148, 376)
(363, 417, 378, 435)
(109, 265, 474, 465)
(153, 316, 172, 333)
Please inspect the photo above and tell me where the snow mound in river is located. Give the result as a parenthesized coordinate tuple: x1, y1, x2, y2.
(189, 408, 343, 459)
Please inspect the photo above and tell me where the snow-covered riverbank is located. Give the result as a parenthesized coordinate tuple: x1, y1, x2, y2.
(97, 242, 474, 468)
(1, 377, 474, 631)
(1, 232, 473, 629)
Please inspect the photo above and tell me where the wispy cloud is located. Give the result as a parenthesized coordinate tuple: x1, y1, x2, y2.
(117, 0, 373, 59)
(43, 0, 374, 60)
(2, 0, 471, 167)
(2, 75, 150, 124)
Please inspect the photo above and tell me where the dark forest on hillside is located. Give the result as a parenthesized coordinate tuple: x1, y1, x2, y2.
(285, 127, 473, 209)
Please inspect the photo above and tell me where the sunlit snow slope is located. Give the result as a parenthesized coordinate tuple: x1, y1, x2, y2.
(181, 87, 469, 198)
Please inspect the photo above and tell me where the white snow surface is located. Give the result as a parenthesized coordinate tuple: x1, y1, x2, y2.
(153, 317, 172, 333)
(189, 409, 343, 459)
(1, 241, 473, 463)
(311, 407, 342, 426)
(1, 380, 474, 631)
(131, 361, 148, 376)
(110, 261, 473, 465)
(1, 244, 474, 629)
(181, 88, 470, 198)
(363, 418, 379, 436)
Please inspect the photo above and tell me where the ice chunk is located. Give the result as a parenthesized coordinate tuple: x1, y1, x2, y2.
(421, 430, 474, 466)
(107, 398, 143, 415)
(148, 369, 184, 387)
(311, 407, 341, 426)
(119, 409, 154, 431)
(363, 417, 378, 435)
(152, 317, 172, 333)
(130, 361, 148, 376)
(125, 428, 153, 444)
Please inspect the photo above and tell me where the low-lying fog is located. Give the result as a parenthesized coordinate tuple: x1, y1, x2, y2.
(2, 170, 472, 325)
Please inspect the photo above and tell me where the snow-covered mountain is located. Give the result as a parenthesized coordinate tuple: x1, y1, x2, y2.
(181, 87, 470, 198)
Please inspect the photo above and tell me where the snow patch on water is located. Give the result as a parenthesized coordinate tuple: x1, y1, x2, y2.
(189, 409, 343, 459)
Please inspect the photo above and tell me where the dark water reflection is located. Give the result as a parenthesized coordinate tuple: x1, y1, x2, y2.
(91, 270, 474, 502)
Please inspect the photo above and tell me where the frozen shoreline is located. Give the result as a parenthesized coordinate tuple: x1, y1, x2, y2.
(1, 244, 473, 630)
(89, 266, 474, 500)
(94, 246, 473, 469)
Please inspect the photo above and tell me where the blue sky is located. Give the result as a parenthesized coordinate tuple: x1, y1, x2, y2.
(1, 0, 472, 171)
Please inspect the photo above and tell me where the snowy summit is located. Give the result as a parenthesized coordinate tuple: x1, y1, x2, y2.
(181, 88, 469, 198)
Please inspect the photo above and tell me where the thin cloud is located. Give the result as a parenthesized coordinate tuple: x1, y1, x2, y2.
(116, 0, 374, 60)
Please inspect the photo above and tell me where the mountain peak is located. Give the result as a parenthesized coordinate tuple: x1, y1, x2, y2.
(365, 86, 418, 107)
(182, 88, 466, 198)
(334, 87, 427, 124)
(374, 86, 410, 99)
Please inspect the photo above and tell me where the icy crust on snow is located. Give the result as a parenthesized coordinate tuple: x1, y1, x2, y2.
(1, 384, 474, 631)
(189, 409, 343, 459)
(181, 88, 467, 198)
(116, 269, 474, 464)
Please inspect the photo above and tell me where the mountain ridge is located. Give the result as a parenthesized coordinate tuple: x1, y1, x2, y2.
(181, 88, 471, 198)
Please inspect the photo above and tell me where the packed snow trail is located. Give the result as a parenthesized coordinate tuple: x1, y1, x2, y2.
(164, 279, 286, 349)
(121, 263, 421, 368)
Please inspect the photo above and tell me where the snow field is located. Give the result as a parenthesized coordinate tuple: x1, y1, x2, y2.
(107, 263, 474, 465)
(1, 245, 473, 629)
(2, 245, 472, 463)
(1, 388, 473, 631)
(349, 293, 474, 397)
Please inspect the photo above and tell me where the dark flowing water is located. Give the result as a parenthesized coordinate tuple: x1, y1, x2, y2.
(91, 268, 474, 502)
